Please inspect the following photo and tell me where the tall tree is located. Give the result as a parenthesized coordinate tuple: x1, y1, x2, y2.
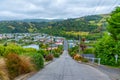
(107, 7, 120, 40)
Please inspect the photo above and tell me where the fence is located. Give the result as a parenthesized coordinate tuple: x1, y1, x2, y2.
(84, 57, 101, 65)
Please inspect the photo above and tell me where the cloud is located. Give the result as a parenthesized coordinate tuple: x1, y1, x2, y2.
(0, 0, 120, 20)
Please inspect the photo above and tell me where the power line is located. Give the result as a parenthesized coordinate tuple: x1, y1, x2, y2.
(89, 0, 103, 15)
(107, 0, 119, 13)
(80, 0, 120, 17)
(93, 0, 103, 14)
(89, 0, 119, 16)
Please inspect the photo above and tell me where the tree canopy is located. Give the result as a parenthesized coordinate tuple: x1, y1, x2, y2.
(107, 7, 120, 40)
(95, 7, 120, 66)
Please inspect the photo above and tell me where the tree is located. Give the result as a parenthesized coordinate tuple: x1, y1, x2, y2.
(95, 7, 120, 66)
(107, 7, 120, 40)
(95, 34, 119, 66)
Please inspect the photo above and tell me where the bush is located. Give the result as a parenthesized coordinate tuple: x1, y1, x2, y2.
(0, 46, 5, 56)
(69, 52, 76, 57)
(20, 56, 35, 73)
(73, 54, 82, 61)
(45, 54, 54, 61)
(54, 53, 60, 58)
(95, 34, 120, 66)
(4, 44, 24, 56)
(24, 48, 37, 53)
(32, 53, 44, 70)
(37, 50, 48, 58)
(83, 48, 94, 54)
(69, 46, 78, 53)
(72, 54, 89, 62)
(55, 48, 62, 53)
(0, 58, 9, 80)
(81, 58, 89, 62)
(0, 71, 9, 80)
(6, 53, 31, 79)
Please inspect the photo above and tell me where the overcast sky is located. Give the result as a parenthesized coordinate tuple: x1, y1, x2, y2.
(0, 0, 120, 20)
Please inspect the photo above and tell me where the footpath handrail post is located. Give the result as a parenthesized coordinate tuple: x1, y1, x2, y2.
(98, 58, 101, 65)
(92, 58, 95, 63)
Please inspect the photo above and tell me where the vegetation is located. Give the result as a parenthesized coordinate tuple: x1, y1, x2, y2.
(0, 7, 119, 80)
(45, 54, 54, 61)
(32, 53, 44, 70)
(107, 7, 120, 40)
(95, 7, 120, 66)
(37, 50, 49, 58)
(0, 58, 9, 80)
(0, 42, 63, 80)
(0, 14, 108, 40)
(6, 53, 32, 79)
(0, 70, 9, 80)
(4, 44, 24, 56)
(69, 46, 79, 56)
(40, 15, 107, 39)
(0, 45, 5, 56)
(69, 45, 89, 62)
(65, 31, 89, 37)
(83, 48, 94, 54)
(53, 53, 60, 58)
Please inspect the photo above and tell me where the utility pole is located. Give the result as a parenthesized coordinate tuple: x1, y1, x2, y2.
(50, 35, 52, 54)
(78, 35, 80, 54)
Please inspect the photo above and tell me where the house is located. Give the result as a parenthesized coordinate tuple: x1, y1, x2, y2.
(55, 42, 63, 45)
(68, 40, 76, 48)
(47, 44, 58, 50)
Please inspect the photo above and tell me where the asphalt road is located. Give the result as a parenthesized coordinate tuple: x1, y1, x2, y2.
(28, 40, 110, 80)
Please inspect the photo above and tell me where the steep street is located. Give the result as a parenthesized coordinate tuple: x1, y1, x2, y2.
(28, 40, 110, 80)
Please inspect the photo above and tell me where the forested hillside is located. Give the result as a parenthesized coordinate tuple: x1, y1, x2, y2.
(0, 14, 108, 39)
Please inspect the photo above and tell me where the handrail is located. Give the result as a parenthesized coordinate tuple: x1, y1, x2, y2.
(84, 57, 101, 65)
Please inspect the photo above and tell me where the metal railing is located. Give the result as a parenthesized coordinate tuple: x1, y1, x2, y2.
(84, 57, 101, 65)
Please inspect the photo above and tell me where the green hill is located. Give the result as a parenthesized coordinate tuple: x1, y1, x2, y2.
(39, 14, 109, 39)
(0, 14, 109, 39)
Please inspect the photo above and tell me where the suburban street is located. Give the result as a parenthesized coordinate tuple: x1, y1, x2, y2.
(28, 40, 111, 80)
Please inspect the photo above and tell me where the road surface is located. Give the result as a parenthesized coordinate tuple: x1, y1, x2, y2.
(28, 40, 110, 80)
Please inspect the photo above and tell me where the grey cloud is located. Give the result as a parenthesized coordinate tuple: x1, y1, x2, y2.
(0, 0, 120, 20)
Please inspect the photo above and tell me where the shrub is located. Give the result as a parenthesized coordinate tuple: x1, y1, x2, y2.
(19, 56, 35, 74)
(20, 56, 35, 72)
(83, 48, 94, 54)
(37, 50, 48, 58)
(45, 54, 54, 61)
(0, 71, 9, 80)
(0, 46, 5, 56)
(95, 34, 120, 66)
(73, 54, 82, 61)
(55, 48, 62, 53)
(32, 53, 44, 70)
(81, 58, 89, 62)
(72, 54, 89, 62)
(6, 53, 31, 79)
(4, 44, 24, 56)
(69, 52, 76, 57)
(0, 58, 9, 80)
(54, 53, 60, 58)
(24, 48, 37, 53)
